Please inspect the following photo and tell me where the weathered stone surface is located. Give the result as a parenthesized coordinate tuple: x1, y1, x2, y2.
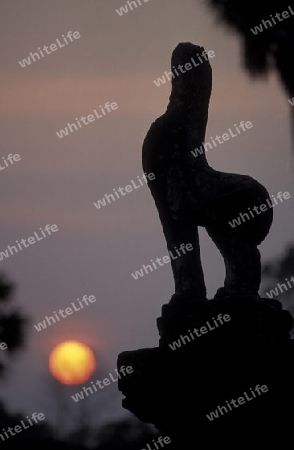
(158, 296, 293, 346)
(118, 298, 294, 445)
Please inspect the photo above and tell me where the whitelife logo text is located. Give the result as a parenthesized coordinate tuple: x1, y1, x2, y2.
(34, 295, 97, 332)
(131, 243, 193, 280)
(153, 49, 215, 87)
(93, 172, 155, 210)
(18, 31, 81, 68)
(169, 314, 231, 351)
(0, 225, 58, 262)
(0, 153, 21, 172)
(0, 413, 45, 443)
(206, 385, 269, 421)
(56, 102, 118, 139)
(71, 365, 133, 402)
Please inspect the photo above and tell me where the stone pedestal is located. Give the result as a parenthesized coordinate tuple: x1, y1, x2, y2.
(117, 297, 294, 446)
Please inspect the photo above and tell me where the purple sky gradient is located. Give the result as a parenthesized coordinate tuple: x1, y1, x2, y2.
(0, 0, 293, 425)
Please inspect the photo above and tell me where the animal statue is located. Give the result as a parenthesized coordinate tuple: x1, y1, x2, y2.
(142, 43, 273, 302)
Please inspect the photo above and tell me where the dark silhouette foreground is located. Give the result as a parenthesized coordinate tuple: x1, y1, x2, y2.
(118, 43, 294, 447)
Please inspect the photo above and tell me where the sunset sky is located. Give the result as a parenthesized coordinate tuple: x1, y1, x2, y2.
(0, 0, 293, 423)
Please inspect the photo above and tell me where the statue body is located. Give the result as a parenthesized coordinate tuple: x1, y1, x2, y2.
(142, 43, 273, 301)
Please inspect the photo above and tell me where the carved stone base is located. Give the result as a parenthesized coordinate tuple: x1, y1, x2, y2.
(158, 295, 293, 346)
(117, 297, 294, 445)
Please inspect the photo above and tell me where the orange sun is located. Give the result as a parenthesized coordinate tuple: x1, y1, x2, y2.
(49, 341, 96, 385)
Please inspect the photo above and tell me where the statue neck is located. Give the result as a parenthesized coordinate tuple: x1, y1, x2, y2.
(165, 103, 210, 169)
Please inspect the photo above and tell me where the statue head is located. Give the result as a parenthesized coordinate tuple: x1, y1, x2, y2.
(168, 42, 212, 112)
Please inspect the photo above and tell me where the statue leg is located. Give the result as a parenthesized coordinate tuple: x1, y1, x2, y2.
(206, 225, 261, 298)
(157, 208, 207, 301)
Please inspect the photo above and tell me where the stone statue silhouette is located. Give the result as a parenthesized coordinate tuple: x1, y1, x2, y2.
(142, 43, 273, 302)
(119, 43, 294, 447)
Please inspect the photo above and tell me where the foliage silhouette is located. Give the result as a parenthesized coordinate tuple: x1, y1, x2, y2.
(204, 0, 294, 149)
